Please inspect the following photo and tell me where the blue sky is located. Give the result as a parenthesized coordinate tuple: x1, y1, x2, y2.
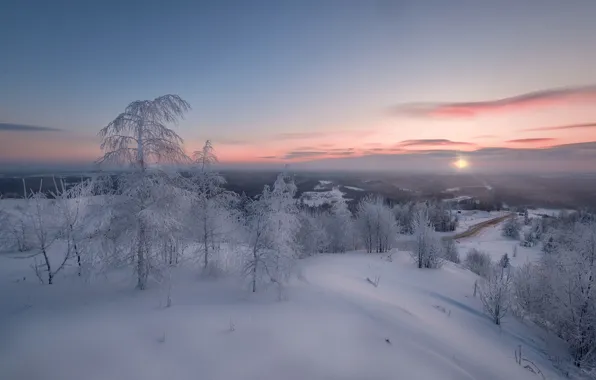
(2, 0, 596, 169)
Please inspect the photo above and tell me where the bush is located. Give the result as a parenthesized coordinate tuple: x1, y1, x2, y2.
(442, 239, 460, 263)
(479, 263, 512, 325)
(464, 249, 492, 277)
(502, 216, 521, 239)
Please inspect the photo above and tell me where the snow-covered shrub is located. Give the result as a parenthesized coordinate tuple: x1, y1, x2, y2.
(442, 239, 460, 263)
(521, 230, 537, 247)
(0, 199, 12, 251)
(511, 262, 542, 321)
(479, 263, 512, 325)
(464, 249, 492, 277)
(5, 205, 33, 252)
(411, 206, 443, 268)
(502, 216, 521, 239)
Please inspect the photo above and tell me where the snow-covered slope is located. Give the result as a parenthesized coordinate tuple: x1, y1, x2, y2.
(0, 250, 560, 380)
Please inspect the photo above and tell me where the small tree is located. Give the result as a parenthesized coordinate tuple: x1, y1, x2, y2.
(502, 216, 521, 239)
(479, 262, 513, 325)
(296, 209, 328, 257)
(50, 177, 95, 277)
(6, 204, 33, 252)
(442, 239, 460, 263)
(464, 248, 492, 277)
(324, 191, 354, 253)
(411, 206, 442, 268)
(356, 195, 398, 254)
(26, 192, 67, 284)
(243, 172, 299, 293)
(189, 141, 239, 273)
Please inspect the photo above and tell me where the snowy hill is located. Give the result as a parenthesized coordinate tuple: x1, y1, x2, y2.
(0, 250, 561, 380)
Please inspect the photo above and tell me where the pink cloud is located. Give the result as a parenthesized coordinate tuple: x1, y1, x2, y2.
(393, 85, 596, 119)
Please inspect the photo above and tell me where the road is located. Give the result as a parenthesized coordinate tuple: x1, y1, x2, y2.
(443, 213, 513, 241)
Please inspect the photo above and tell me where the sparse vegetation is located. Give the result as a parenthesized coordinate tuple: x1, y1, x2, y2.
(464, 249, 492, 277)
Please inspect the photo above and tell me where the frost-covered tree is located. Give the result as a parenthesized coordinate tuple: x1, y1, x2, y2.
(513, 219, 596, 367)
(411, 205, 442, 268)
(442, 239, 460, 263)
(548, 222, 596, 367)
(97, 172, 192, 289)
(50, 177, 95, 277)
(428, 201, 457, 232)
(523, 209, 531, 225)
(98, 94, 191, 170)
(97, 95, 191, 289)
(193, 139, 218, 171)
(393, 202, 415, 234)
(356, 195, 398, 253)
(26, 192, 66, 284)
(243, 172, 299, 293)
(511, 262, 542, 321)
(296, 208, 328, 257)
(189, 141, 239, 272)
(323, 192, 354, 253)
(502, 216, 521, 239)
(479, 262, 513, 325)
(5, 203, 33, 252)
(464, 248, 492, 277)
(0, 197, 10, 251)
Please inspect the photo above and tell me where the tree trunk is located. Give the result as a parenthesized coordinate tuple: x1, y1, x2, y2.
(203, 214, 209, 269)
(42, 247, 53, 285)
(72, 228, 81, 277)
(252, 247, 258, 293)
(137, 224, 147, 290)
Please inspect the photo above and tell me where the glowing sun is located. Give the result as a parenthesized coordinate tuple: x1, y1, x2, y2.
(454, 158, 469, 169)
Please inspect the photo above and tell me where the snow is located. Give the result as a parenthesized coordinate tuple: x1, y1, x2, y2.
(313, 180, 333, 190)
(300, 187, 348, 207)
(342, 185, 364, 191)
(527, 208, 574, 218)
(443, 187, 461, 192)
(455, 210, 507, 233)
(442, 195, 473, 203)
(0, 249, 561, 380)
(455, 216, 542, 265)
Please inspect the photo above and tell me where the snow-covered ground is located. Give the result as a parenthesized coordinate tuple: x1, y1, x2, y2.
(527, 208, 574, 218)
(313, 180, 333, 190)
(0, 250, 562, 380)
(442, 195, 473, 203)
(455, 215, 542, 265)
(300, 187, 348, 207)
(454, 210, 508, 233)
(342, 185, 364, 192)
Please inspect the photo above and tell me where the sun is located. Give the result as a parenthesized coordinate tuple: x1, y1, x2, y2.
(454, 157, 469, 169)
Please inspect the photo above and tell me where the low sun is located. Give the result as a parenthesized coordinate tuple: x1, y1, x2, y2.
(454, 158, 469, 169)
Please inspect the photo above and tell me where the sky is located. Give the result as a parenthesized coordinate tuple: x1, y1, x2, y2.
(2, 0, 596, 172)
